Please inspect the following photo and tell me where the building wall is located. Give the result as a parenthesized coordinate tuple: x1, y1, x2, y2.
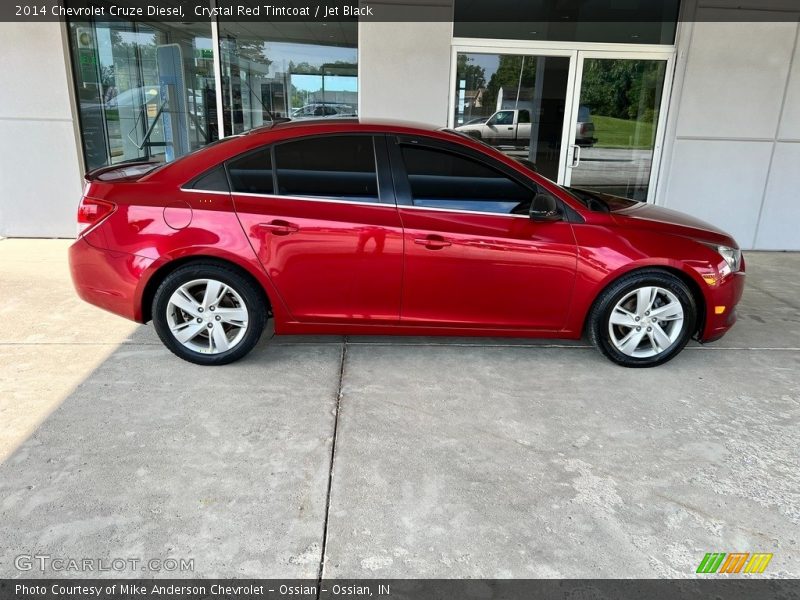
(0, 22, 83, 238)
(358, 2, 453, 125)
(656, 2, 800, 249)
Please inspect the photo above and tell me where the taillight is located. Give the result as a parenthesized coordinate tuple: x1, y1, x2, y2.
(77, 197, 116, 236)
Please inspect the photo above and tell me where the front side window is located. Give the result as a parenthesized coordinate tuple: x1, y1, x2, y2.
(274, 136, 379, 202)
(488, 111, 514, 126)
(400, 145, 533, 215)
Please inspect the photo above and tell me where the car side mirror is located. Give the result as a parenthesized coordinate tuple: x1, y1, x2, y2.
(529, 193, 563, 222)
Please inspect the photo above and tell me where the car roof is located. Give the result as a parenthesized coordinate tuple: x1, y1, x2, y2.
(149, 117, 527, 189)
(247, 118, 442, 135)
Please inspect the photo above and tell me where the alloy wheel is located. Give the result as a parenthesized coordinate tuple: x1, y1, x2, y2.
(165, 278, 249, 354)
(607, 285, 685, 358)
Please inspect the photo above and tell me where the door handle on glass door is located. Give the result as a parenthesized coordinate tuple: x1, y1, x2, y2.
(571, 144, 582, 168)
(257, 220, 299, 235)
(414, 235, 451, 249)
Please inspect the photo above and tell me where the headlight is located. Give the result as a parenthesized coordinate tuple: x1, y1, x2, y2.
(707, 244, 742, 276)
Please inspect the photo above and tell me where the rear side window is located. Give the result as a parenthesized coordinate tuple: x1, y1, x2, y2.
(400, 145, 533, 215)
(187, 165, 229, 192)
(274, 136, 379, 202)
(227, 149, 274, 194)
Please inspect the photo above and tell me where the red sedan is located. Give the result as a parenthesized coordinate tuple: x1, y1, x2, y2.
(69, 120, 745, 367)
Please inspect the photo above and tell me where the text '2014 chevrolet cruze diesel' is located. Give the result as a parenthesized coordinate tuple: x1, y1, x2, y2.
(69, 120, 745, 367)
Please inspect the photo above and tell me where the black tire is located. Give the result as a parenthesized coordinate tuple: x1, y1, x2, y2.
(588, 269, 697, 368)
(152, 263, 268, 365)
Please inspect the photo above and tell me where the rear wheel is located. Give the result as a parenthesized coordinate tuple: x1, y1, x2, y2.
(588, 270, 696, 367)
(152, 263, 268, 365)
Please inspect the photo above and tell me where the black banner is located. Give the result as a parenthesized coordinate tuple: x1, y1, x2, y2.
(2, 579, 800, 600)
(1, 0, 799, 23)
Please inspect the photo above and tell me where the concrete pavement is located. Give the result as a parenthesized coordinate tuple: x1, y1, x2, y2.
(0, 239, 798, 578)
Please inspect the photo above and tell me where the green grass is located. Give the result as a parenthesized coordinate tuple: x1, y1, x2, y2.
(592, 115, 655, 149)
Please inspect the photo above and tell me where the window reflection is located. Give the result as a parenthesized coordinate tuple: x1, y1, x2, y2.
(453, 53, 570, 182)
(218, 22, 358, 134)
(68, 18, 217, 170)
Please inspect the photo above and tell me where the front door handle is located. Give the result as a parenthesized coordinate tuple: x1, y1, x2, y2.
(414, 235, 451, 250)
(257, 220, 298, 235)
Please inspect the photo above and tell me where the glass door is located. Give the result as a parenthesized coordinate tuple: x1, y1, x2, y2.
(451, 49, 577, 183)
(564, 52, 672, 202)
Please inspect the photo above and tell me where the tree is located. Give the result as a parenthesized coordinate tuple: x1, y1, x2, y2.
(484, 55, 537, 111)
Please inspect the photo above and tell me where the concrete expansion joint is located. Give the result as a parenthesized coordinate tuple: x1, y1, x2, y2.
(316, 338, 348, 592)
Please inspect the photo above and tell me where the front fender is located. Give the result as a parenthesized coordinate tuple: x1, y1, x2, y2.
(564, 225, 726, 336)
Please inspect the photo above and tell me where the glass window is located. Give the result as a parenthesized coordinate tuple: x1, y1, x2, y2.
(452, 52, 570, 182)
(488, 110, 514, 126)
(274, 136, 378, 201)
(400, 145, 533, 215)
(67, 18, 218, 170)
(454, 0, 679, 45)
(570, 58, 668, 201)
(228, 149, 274, 194)
(218, 22, 358, 135)
(188, 165, 229, 192)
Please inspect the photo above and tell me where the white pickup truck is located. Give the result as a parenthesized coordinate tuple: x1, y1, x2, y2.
(455, 109, 532, 146)
(455, 107, 596, 147)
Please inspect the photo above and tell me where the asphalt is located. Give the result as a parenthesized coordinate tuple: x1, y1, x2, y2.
(0, 239, 798, 578)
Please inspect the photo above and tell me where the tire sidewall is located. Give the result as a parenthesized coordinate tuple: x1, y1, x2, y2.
(152, 264, 266, 365)
(591, 272, 697, 368)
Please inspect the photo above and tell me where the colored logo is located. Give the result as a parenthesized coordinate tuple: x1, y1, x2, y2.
(696, 552, 773, 574)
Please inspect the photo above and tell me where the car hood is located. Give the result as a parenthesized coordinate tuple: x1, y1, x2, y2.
(611, 201, 737, 247)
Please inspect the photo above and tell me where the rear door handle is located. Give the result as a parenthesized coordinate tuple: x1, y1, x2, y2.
(414, 235, 451, 249)
(257, 220, 298, 235)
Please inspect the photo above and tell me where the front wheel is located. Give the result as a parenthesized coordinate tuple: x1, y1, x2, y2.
(152, 263, 268, 365)
(588, 270, 697, 367)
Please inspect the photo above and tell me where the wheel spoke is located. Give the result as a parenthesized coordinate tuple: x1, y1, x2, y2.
(171, 288, 201, 317)
(650, 323, 673, 350)
(171, 320, 205, 344)
(618, 328, 646, 355)
(214, 307, 248, 326)
(202, 280, 227, 309)
(635, 287, 657, 315)
(211, 325, 230, 352)
(610, 307, 638, 328)
(650, 301, 683, 321)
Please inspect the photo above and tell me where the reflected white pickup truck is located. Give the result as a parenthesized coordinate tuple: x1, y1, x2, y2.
(455, 107, 596, 148)
(455, 109, 532, 146)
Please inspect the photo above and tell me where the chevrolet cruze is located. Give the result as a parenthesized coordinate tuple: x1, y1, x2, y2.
(69, 120, 745, 367)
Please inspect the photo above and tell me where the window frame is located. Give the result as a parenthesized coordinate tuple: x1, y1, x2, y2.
(387, 134, 542, 219)
(220, 133, 395, 206)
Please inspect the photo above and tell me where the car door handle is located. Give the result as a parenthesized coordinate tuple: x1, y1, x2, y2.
(414, 235, 451, 249)
(257, 220, 298, 235)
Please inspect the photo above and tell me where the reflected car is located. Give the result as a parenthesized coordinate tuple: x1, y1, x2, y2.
(69, 120, 745, 367)
(576, 105, 597, 147)
(291, 103, 356, 119)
